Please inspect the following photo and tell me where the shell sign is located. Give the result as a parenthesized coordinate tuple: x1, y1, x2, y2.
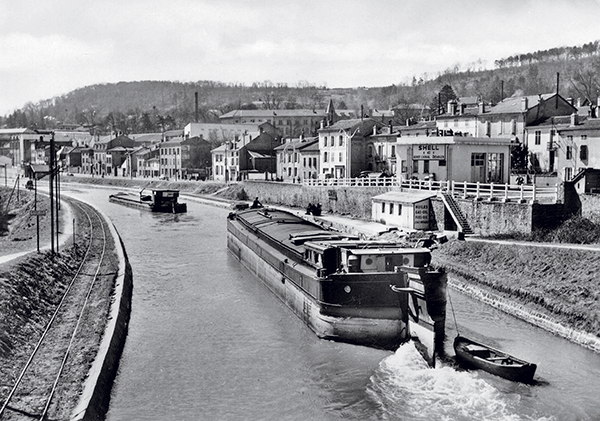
(412, 144, 446, 160)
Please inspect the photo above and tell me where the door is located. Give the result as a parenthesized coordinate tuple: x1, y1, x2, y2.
(470, 153, 486, 182)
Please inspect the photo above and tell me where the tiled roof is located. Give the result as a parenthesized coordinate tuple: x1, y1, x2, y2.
(220, 109, 326, 119)
(486, 93, 555, 114)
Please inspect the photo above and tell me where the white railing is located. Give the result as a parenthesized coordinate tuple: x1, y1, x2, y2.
(302, 177, 559, 203)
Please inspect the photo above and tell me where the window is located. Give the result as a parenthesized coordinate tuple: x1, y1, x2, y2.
(339, 135, 343, 146)
(381, 203, 385, 213)
(534, 131, 541, 145)
(412, 160, 418, 172)
(565, 167, 573, 181)
(389, 203, 394, 214)
(323, 137, 328, 147)
(398, 204, 402, 215)
(391, 145, 396, 158)
(303, 158, 306, 167)
(423, 160, 429, 173)
(339, 152, 342, 162)
(580, 145, 588, 160)
(323, 152, 328, 162)
(439, 160, 447, 166)
(566, 146, 572, 160)
(471, 153, 485, 166)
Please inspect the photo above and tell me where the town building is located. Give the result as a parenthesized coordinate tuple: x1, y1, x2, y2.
(274, 136, 319, 182)
(93, 135, 136, 176)
(211, 129, 279, 182)
(183, 122, 279, 143)
(317, 118, 382, 179)
(396, 135, 512, 183)
(370, 122, 399, 176)
(218, 100, 348, 138)
(372, 191, 436, 230)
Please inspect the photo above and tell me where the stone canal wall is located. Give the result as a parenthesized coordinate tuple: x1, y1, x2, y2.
(72, 213, 133, 421)
(239, 181, 572, 235)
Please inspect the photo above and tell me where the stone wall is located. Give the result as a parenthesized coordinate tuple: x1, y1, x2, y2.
(239, 181, 578, 235)
(241, 181, 393, 218)
(580, 193, 600, 220)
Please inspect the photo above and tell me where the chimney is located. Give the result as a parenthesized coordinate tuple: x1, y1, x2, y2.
(388, 120, 393, 134)
(373, 125, 377, 135)
(448, 100, 457, 115)
(460, 103, 466, 115)
(577, 98, 582, 108)
(521, 97, 528, 111)
(320, 120, 324, 129)
(571, 113, 578, 126)
(195, 92, 199, 123)
(567, 97, 573, 106)
(479, 101, 485, 114)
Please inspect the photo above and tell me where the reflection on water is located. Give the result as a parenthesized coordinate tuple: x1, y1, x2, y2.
(59, 186, 600, 421)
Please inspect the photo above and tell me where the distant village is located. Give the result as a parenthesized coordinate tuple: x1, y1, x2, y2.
(1, 92, 599, 194)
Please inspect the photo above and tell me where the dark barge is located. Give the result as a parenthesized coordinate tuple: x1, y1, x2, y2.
(109, 189, 187, 213)
(227, 207, 447, 365)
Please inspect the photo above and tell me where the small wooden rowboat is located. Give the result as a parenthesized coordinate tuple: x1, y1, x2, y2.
(453, 335, 537, 383)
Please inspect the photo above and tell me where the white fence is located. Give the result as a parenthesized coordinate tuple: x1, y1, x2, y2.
(302, 177, 559, 203)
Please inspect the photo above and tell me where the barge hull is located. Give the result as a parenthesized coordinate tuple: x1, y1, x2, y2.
(227, 224, 408, 349)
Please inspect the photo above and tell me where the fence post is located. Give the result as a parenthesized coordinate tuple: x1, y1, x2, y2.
(462, 181, 468, 199)
(519, 184, 524, 202)
(476, 181, 481, 199)
(504, 183, 509, 202)
(489, 182, 494, 200)
(531, 184, 537, 203)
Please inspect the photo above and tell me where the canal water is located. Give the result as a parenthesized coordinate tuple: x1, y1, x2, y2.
(63, 186, 600, 421)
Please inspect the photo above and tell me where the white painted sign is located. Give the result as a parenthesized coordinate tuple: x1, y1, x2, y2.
(412, 144, 446, 160)
(413, 202, 430, 229)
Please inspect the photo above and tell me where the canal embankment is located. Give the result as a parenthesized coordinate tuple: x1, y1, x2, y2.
(0, 188, 132, 420)
(60, 176, 600, 353)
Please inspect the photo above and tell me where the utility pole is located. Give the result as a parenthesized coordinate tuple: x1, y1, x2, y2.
(49, 132, 55, 253)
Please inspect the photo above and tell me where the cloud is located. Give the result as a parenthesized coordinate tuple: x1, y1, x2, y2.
(0, 33, 113, 71)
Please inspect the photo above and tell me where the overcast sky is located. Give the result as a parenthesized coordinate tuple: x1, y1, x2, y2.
(2, 0, 600, 115)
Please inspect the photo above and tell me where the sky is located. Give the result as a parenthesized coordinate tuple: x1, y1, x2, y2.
(2, 0, 600, 115)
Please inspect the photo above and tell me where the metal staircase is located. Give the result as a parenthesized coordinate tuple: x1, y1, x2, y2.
(441, 192, 473, 235)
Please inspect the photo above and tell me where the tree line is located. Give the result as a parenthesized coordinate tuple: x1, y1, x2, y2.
(2, 39, 600, 135)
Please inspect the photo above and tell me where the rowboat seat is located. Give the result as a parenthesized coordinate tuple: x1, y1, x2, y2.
(465, 344, 488, 352)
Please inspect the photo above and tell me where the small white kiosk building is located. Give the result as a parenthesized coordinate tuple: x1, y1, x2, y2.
(372, 191, 436, 230)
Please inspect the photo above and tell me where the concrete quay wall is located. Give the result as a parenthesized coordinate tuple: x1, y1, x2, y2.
(240, 181, 569, 236)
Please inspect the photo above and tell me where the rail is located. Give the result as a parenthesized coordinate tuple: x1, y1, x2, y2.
(0, 201, 109, 421)
(302, 177, 559, 203)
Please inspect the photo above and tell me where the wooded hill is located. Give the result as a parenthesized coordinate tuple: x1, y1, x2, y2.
(2, 40, 600, 136)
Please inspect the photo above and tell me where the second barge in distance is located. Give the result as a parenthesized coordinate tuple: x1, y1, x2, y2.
(227, 207, 447, 365)
(109, 188, 187, 213)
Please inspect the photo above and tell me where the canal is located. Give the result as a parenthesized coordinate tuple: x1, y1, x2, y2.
(63, 185, 600, 421)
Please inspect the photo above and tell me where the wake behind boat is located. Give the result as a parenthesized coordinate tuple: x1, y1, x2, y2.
(453, 335, 537, 383)
(109, 188, 187, 213)
(227, 207, 447, 365)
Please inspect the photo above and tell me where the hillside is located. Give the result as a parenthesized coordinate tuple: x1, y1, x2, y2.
(2, 40, 599, 135)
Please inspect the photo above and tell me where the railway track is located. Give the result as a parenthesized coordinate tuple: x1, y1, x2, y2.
(0, 200, 118, 421)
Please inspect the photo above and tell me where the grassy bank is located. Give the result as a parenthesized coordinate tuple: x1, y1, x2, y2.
(432, 240, 600, 338)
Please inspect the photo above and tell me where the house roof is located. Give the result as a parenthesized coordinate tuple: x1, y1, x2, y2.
(485, 93, 556, 115)
(273, 138, 318, 151)
(372, 191, 437, 204)
(320, 118, 381, 133)
(220, 109, 326, 119)
(559, 118, 600, 133)
(130, 133, 163, 143)
(248, 150, 270, 159)
(0, 128, 36, 135)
